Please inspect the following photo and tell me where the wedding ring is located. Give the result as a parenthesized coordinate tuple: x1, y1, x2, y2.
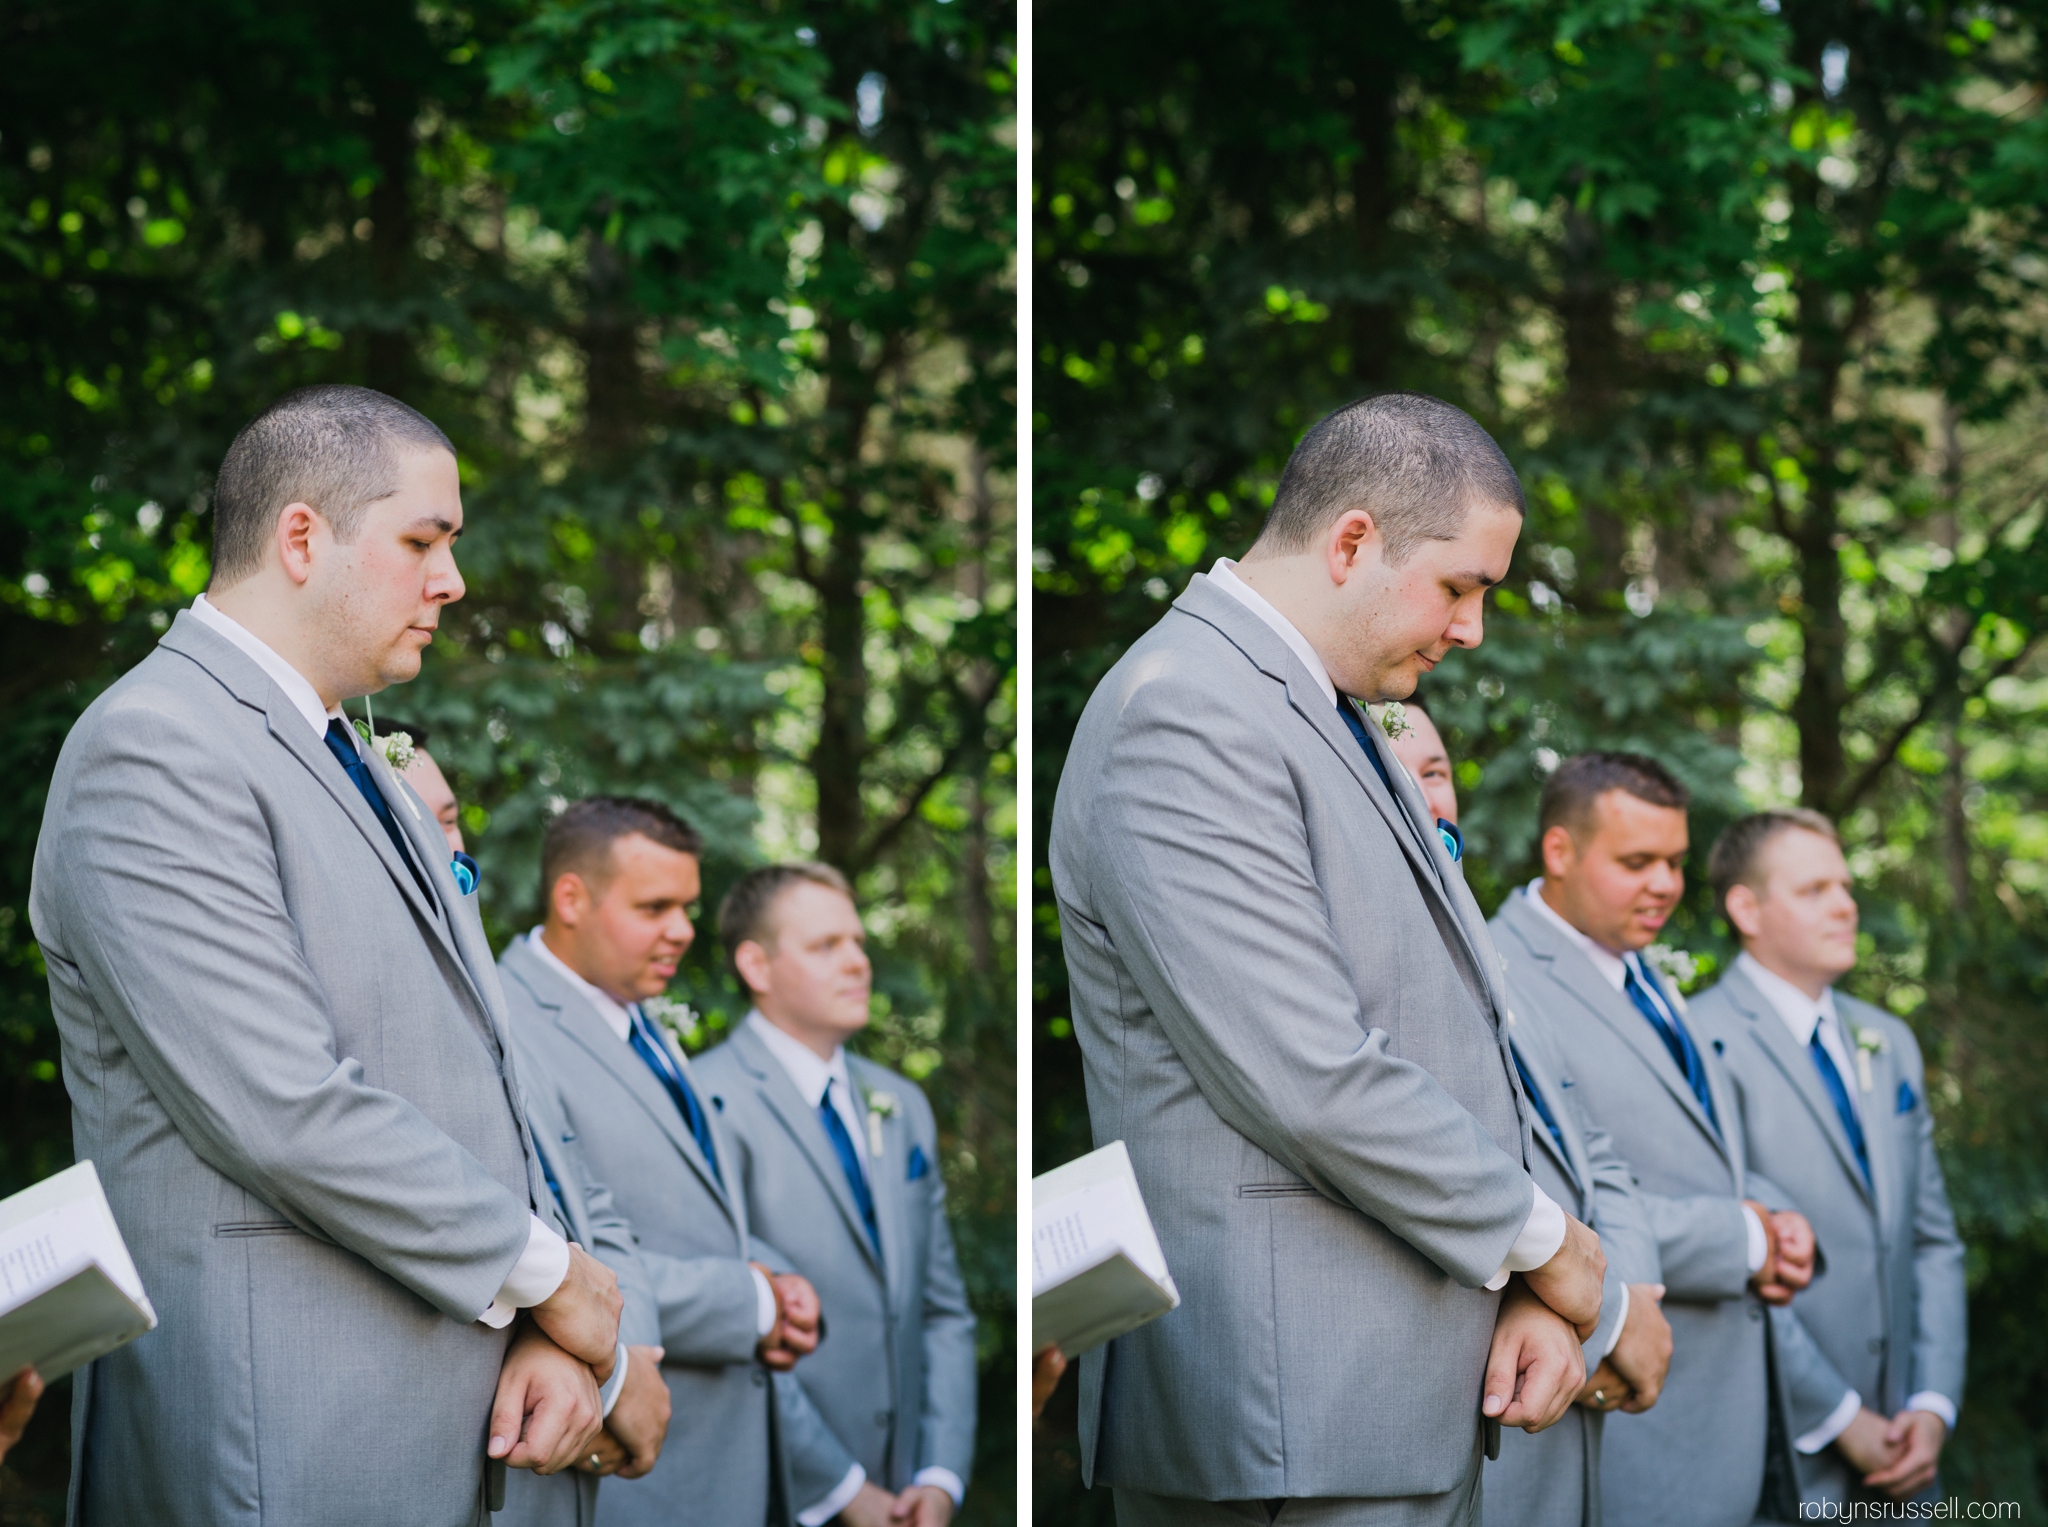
(1594, 1389, 1606, 1406)
(589, 1454, 602, 1470)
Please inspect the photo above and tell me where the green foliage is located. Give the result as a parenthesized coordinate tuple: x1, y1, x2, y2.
(0, 0, 1014, 1518)
(1036, 0, 2048, 1514)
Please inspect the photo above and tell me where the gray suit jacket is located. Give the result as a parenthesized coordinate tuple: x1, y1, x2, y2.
(1490, 889, 1806, 1527)
(1049, 575, 1543, 1502)
(695, 1025, 978, 1493)
(498, 936, 844, 1527)
(1483, 1003, 1661, 1527)
(501, 1077, 663, 1527)
(30, 612, 543, 1527)
(1689, 966, 1966, 1505)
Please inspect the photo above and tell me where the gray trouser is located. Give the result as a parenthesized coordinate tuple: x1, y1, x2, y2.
(1114, 1468, 1481, 1527)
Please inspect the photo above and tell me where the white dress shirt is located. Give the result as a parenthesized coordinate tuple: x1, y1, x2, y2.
(191, 596, 568, 1325)
(1733, 954, 1958, 1437)
(1203, 564, 1564, 1282)
(1523, 883, 1773, 1278)
(745, 1011, 967, 1513)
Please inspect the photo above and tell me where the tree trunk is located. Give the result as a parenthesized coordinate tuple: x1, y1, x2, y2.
(365, 82, 416, 399)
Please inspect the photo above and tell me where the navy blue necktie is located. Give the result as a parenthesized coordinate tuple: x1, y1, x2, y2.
(1511, 1043, 1566, 1157)
(322, 719, 432, 902)
(1335, 697, 1397, 795)
(628, 1010, 723, 1189)
(818, 1079, 881, 1255)
(1807, 1027, 1872, 1186)
(537, 1144, 573, 1231)
(1624, 959, 1719, 1133)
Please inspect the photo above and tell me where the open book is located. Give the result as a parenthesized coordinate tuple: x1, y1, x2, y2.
(0, 1160, 156, 1381)
(1032, 1140, 1179, 1359)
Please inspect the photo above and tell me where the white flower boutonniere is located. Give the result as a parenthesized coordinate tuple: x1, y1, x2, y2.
(1364, 700, 1412, 741)
(1642, 944, 1698, 1010)
(1853, 1026, 1886, 1093)
(642, 994, 700, 1051)
(862, 1089, 899, 1159)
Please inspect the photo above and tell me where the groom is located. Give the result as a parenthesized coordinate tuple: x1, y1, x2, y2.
(31, 386, 622, 1526)
(1050, 393, 1606, 1526)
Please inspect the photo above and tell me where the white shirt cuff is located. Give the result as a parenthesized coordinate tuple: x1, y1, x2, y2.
(1601, 1282, 1631, 1360)
(1487, 1183, 1568, 1290)
(796, 1463, 865, 1526)
(477, 1215, 573, 1326)
(1795, 1389, 1863, 1454)
(913, 1466, 967, 1505)
(1906, 1391, 1957, 1430)
(751, 1264, 779, 1338)
(598, 1342, 630, 1418)
(1742, 1202, 1769, 1274)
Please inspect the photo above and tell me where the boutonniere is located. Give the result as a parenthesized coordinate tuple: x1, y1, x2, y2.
(861, 1088, 899, 1159)
(1363, 699, 1412, 741)
(1853, 1026, 1886, 1093)
(1643, 944, 1698, 1009)
(642, 994, 700, 1051)
(351, 698, 417, 805)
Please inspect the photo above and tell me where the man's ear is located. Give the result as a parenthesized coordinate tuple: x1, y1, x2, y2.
(276, 502, 322, 586)
(1725, 883, 1765, 942)
(1540, 824, 1576, 881)
(550, 872, 590, 929)
(733, 940, 773, 999)
(1326, 508, 1379, 585)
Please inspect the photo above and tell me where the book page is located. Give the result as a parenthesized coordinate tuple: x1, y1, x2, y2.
(1032, 1176, 1166, 1295)
(0, 1199, 104, 1312)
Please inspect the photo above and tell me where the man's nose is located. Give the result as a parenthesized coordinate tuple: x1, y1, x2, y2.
(1446, 594, 1486, 649)
(429, 547, 466, 603)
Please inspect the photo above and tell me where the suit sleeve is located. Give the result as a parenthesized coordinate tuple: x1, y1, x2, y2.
(1066, 671, 1533, 1287)
(1770, 1304, 1857, 1435)
(1569, 1087, 1661, 1288)
(909, 1089, 979, 1486)
(574, 1157, 663, 1351)
(774, 1372, 861, 1514)
(33, 698, 531, 1321)
(1631, 1191, 1752, 1301)
(1900, 1032, 1968, 1408)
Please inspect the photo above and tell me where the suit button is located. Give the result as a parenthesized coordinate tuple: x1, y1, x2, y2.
(1749, 1305, 1763, 1321)
(1869, 1337, 1886, 1354)
(875, 1410, 893, 1429)
(753, 1371, 767, 1387)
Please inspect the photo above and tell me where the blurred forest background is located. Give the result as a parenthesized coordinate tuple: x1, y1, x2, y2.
(0, 0, 1016, 1519)
(1036, 0, 2048, 1517)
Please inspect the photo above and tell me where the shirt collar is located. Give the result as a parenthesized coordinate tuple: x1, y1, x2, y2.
(1735, 951, 1838, 1048)
(1523, 879, 1631, 992)
(525, 928, 635, 1043)
(1206, 559, 1340, 710)
(745, 1009, 852, 1111)
(189, 593, 341, 741)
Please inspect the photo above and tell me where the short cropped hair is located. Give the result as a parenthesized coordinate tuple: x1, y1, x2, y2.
(718, 862, 855, 989)
(1254, 392, 1525, 562)
(1538, 751, 1691, 840)
(540, 796, 704, 908)
(1707, 809, 1841, 920)
(210, 385, 455, 587)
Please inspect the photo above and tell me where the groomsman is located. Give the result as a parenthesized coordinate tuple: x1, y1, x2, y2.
(498, 796, 851, 1527)
(1689, 810, 1966, 1508)
(1487, 751, 1837, 1527)
(395, 737, 675, 1525)
(1390, 709, 1673, 1527)
(1051, 394, 1609, 1527)
(31, 386, 622, 1526)
(696, 864, 978, 1526)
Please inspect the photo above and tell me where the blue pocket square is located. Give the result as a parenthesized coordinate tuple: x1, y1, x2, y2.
(906, 1143, 929, 1181)
(1897, 1079, 1917, 1114)
(1436, 818, 1463, 863)
(451, 851, 480, 896)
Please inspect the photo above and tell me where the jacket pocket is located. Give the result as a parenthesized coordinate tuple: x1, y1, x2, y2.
(213, 1221, 304, 1237)
(1236, 1181, 1321, 1199)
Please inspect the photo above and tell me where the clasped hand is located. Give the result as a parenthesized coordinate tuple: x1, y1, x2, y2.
(1746, 1202, 1816, 1306)
(752, 1263, 822, 1371)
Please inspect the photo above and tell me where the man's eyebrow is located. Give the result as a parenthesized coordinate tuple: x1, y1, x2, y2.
(403, 515, 460, 536)
(1448, 568, 1503, 587)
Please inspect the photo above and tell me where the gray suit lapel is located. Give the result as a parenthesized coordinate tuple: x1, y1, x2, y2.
(1505, 1022, 1587, 1204)
(732, 1027, 884, 1281)
(1173, 580, 1495, 1003)
(1500, 893, 1731, 1168)
(1835, 995, 1900, 1230)
(849, 1057, 912, 1300)
(160, 617, 502, 1039)
(503, 941, 738, 1226)
(1720, 968, 1872, 1210)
